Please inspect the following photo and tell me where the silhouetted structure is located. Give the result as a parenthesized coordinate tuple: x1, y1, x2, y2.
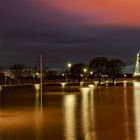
(134, 52, 140, 76)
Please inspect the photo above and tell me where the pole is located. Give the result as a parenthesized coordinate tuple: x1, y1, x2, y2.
(40, 54, 43, 106)
(5, 76, 6, 86)
(68, 67, 71, 92)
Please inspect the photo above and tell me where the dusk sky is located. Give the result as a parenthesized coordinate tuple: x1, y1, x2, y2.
(1, 0, 140, 70)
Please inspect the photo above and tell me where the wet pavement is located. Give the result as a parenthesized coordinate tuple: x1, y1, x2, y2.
(0, 82, 140, 140)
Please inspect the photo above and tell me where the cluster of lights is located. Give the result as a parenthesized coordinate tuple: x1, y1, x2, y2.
(65, 63, 94, 79)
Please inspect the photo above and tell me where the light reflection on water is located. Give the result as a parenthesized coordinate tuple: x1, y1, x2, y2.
(1, 83, 140, 140)
(133, 81, 140, 140)
(123, 82, 129, 140)
(81, 87, 96, 140)
(35, 85, 40, 108)
(34, 87, 43, 140)
(63, 95, 76, 140)
(63, 87, 96, 140)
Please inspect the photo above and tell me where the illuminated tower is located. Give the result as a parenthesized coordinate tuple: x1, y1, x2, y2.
(134, 52, 140, 76)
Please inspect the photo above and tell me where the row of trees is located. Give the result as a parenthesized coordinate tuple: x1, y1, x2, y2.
(69, 57, 125, 84)
(0, 57, 125, 85)
(89, 57, 125, 84)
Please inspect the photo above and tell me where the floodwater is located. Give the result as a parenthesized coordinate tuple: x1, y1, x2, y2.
(0, 82, 140, 140)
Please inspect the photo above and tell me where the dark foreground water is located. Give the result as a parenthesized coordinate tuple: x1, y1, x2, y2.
(0, 82, 140, 140)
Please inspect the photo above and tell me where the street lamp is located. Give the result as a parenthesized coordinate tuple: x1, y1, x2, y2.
(83, 68, 87, 85)
(90, 71, 93, 75)
(67, 63, 72, 69)
(67, 63, 72, 92)
(90, 71, 93, 83)
(83, 68, 87, 73)
(62, 73, 65, 82)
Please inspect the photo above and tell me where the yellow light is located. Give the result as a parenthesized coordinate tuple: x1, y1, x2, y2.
(83, 68, 87, 73)
(80, 87, 90, 94)
(133, 82, 140, 140)
(60, 82, 67, 88)
(34, 84, 40, 90)
(133, 81, 140, 87)
(88, 84, 95, 90)
(123, 80, 127, 87)
(63, 95, 76, 140)
(36, 73, 39, 76)
(67, 63, 72, 68)
(90, 71, 93, 75)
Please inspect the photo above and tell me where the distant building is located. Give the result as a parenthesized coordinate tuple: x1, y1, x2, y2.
(2, 70, 14, 79)
(134, 52, 140, 76)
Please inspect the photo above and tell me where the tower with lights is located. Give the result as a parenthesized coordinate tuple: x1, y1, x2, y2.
(134, 52, 140, 76)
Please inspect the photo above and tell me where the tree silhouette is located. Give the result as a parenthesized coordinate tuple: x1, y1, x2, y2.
(70, 63, 84, 83)
(9, 64, 25, 84)
(89, 57, 108, 84)
(107, 58, 125, 83)
(46, 69, 59, 85)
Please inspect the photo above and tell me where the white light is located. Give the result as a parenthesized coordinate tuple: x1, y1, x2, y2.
(36, 73, 40, 78)
(123, 80, 127, 87)
(88, 84, 95, 89)
(80, 87, 90, 94)
(133, 81, 140, 87)
(106, 80, 109, 83)
(67, 63, 72, 68)
(34, 84, 40, 90)
(133, 83, 140, 140)
(36, 72, 39, 76)
(64, 95, 76, 140)
(60, 82, 67, 88)
(83, 68, 87, 73)
(81, 85, 96, 139)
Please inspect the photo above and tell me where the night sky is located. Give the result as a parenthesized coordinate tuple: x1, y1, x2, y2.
(1, 0, 140, 70)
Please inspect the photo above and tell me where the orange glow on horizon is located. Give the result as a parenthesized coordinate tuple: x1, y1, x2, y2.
(42, 0, 140, 27)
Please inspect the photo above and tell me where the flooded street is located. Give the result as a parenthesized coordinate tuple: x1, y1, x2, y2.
(0, 82, 140, 140)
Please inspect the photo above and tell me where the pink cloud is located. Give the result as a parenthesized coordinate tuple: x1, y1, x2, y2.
(42, 0, 140, 27)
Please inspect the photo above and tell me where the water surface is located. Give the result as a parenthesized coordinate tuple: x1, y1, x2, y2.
(0, 83, 139, 140)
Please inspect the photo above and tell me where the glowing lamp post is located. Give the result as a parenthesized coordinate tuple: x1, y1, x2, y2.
(62, 73, 65, 82)
(67, 63, 72, 92)
(83, 68, 87, 86)
(90, 71, 93, 83)
(40, 55, 43, 107)
(90, 71, 93, 75)
(67, 63, 72, 69)
(83, 67, 87, 73)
